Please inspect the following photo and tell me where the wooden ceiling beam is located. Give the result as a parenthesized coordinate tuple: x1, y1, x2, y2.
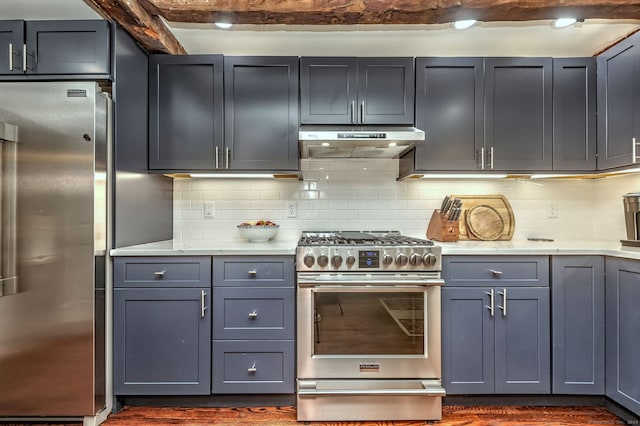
(144, 0, 640, 25)
(83, 0, 186, 54)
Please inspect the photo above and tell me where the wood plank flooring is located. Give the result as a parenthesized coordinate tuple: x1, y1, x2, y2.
(96, 405, 623, 425)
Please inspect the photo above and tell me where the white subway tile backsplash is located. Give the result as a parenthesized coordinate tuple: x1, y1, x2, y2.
(173, 159, 639, 243)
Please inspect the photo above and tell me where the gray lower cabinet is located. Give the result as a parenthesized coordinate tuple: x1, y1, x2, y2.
(442, 256, 550, 394)
(212, 256, 295, 394)
(605, 258, 640, 415)
(551, 256, 605, 394)
(0, 20, 110, 77)
(113, 257, 212, 395)
(224, 56, 299, 171)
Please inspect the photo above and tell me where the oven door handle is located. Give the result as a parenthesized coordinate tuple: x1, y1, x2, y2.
(297, 279, 444, 287)
(298, 384, 446, 397)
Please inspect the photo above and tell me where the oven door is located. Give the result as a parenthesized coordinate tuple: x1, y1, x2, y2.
(297, 274, 443, 380)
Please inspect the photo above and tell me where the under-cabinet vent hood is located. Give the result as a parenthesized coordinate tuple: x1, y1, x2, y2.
(299, 126, 425, 159)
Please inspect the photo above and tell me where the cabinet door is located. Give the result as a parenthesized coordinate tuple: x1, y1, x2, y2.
(494, 287, 550, 394)
(300, 57, 357, 124)
(606, 258, 640, 415)
(597, 33, 640, 170)
(357, 58, 415, 125)
(0, 21, 23, 75)
(485, 58, 553, 171)
(113, 287, 211, 395)
(414, 57, 484, 170)
(551, 256, 604, 394)
(441, 288, 495, 394)
(149, 55, 224, 171)
(553, 58, 597, 171)
(224, 56, 299, 171)
(25, 20, 110, 75)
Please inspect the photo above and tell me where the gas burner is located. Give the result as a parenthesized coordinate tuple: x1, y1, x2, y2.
(298, 230, 434, 247)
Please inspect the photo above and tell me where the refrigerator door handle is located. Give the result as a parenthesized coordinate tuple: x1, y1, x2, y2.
(0, 122, 18, 297)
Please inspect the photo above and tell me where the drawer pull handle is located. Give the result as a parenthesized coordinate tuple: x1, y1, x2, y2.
(248, 364, 257, 374)
(249, 310, 258, 319)
(489, 269, 502, 278)
(154, 270, 166, 278)
(248, 269, 258, 277)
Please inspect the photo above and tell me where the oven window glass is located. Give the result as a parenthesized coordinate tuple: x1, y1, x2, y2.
(313, 291, 425, 355)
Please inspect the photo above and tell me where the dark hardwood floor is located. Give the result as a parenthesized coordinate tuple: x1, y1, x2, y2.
(98, 405, 622, 425)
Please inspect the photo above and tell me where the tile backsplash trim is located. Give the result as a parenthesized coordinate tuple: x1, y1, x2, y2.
(173, 159, 640, 243)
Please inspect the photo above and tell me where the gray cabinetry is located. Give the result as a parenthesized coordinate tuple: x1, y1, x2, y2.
(553, 58, 597, 171)
(442, 256, 550, 394)
(300, 57, 414, 125)
(597, 31, 640, 170)
(0, 20, 110, 77)
(485, 58, 553, 171)
(224, 56, 299, 171)
(551, 256, 604, 394)
(411, 57, 484, 171)
(149, 55, 224, 171)
(113, 257, 212, 395)
(212, 256, 295, 394)
(605, 257, 640, 415)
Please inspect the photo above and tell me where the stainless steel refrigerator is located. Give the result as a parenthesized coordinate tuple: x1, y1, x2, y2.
(0, 82, 107, 418)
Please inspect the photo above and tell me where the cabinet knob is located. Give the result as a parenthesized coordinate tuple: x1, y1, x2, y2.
(249, 310, 258, 319)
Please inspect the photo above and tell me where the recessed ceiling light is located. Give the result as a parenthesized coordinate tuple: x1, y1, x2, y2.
(452, 20, 477, 30)
(214, 22, 233, 29)
(553, 18, 578, 28)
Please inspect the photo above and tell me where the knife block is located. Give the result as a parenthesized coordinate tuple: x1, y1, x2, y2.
(426, 209, 460, 242)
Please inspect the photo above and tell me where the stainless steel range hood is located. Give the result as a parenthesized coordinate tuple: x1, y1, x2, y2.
(299, 126, 425, 159)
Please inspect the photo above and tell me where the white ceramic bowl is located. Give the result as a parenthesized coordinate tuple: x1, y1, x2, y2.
(237, 224, 279, 242)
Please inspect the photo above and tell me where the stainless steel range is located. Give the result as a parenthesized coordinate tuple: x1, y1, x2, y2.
(295, 231, 446, 422)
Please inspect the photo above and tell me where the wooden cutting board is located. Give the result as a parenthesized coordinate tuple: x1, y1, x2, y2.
(451, 194, 515, 241)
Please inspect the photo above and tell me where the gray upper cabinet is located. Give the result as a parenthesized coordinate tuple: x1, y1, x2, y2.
(605, 257, 640, 416)
(553, 58, 597, 171)
(0, 20, 110, 77)
(224, 56, 299, 171)
(411, 57, 485, 171)
(148, 55, 224, 171)
(300, 57, 414, 125)
(597, 31, 640, 170)
(551, 256, 604, 395)
(485, 58, 553, 171)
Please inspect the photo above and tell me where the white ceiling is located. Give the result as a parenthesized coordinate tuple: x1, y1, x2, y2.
(3, 0, 640, 57)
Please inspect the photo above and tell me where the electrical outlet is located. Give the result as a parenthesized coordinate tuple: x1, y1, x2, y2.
(287, 202, 297, 218)
(547, 201, 558, 218)
(204, 201, 215, 218)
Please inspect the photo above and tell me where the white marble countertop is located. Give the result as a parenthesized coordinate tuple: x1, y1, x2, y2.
(110, 237, 299, 256)
(110, 236, 640, 261)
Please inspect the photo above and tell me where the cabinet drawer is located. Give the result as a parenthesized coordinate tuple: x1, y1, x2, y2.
(443, 256, 549, 287)
(212, 340, 294, 394)
(213, 287, 294, 340)
(213, 256, 294, 287)
(114, 257, 212, 288)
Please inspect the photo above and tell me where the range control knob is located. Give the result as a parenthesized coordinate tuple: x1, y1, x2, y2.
(303, 254, 315, 268)
(423, 253, 437, 267)
(409, 253, 423, 266)
(331, 255, 343, 268)
(382, 253, 394, 265)
(346, 255, 356, 266)
(395, 253, 409, 266)
(317, 255, 329, 267)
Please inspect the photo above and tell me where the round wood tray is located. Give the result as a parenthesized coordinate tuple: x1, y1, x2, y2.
(465, 205, 505, 241)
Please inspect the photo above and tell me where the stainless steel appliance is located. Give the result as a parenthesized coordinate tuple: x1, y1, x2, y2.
(623, 192, 640, 245)
(299, 126, 425, 158)
(0, 82, 108, 421)
(296, 231, 445, 422)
